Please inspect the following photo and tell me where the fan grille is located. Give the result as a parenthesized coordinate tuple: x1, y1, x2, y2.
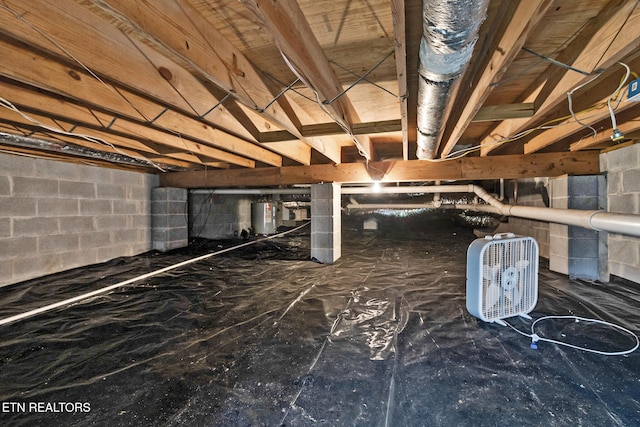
(481, 238, 538, 320)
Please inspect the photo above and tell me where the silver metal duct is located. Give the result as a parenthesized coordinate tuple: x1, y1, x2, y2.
(416, 0, 489, 159)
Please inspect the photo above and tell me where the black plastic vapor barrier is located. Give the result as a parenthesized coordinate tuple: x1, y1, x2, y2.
(0, 213, 639, 426)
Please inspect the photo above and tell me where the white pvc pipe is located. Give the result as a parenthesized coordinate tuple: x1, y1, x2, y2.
(191, 188, 311, 195)
(433, 180, 442, 207)
(345, 183, 640, 237)
(341, 184, 474, 195)
(347, 203, 435, 209)
(0, 222, 310, 327)
(471, 185, 640, 238)
(345, 203, 499, 213)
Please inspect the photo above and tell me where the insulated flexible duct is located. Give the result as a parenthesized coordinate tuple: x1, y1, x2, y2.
(417, 0, 489, 159)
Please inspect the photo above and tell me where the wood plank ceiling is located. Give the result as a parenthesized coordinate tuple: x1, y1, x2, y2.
(0, 0, 637, 187)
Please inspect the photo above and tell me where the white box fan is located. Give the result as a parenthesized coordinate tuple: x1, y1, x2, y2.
(466, 233, 539, 324)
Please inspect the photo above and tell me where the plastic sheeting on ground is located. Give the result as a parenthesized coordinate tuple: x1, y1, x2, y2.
(1, 214, 639, 426)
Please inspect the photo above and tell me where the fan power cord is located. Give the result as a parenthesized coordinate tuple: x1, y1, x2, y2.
(504, 315, 639, 356)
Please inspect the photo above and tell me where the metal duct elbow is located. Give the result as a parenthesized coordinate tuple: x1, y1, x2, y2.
(416, 0, 489, 159)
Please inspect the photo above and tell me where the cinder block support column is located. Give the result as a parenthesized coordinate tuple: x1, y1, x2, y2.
(311, 183, 341, 263)
(550, 176, 608, 281)
(152, 187, 188, 252)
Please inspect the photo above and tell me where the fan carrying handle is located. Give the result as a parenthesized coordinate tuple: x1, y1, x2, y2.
(484, 232, 516, 241)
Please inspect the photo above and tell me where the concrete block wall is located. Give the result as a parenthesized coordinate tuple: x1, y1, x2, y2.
(549, 175, 607, 281)
(188, 192, 253, 239)
(601, 144, 640, 282)
(495, 179, 550, 258)
(152, 187, 188, 251)
(0, 153, 159, 287)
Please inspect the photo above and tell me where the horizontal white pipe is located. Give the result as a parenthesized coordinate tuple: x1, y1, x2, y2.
(341, 184, 474, 195)
(0, 222, 310, 327)
(347, 183, 640, 237)
(192, 184, 477, 196)
(191, 188, 311, 195)
(347, 203, 435, 209)
(471, 185, 640, 238)
(191, 182, 640, 236)
(346, 203, 499, 213)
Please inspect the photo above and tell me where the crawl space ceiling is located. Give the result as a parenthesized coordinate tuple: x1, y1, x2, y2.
(0, 0, 638, 187)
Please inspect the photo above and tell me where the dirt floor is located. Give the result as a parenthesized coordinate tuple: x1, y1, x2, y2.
(1, 212, 639, 426)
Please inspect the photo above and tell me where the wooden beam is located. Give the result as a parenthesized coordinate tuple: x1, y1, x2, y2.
(0, 39, 284, 166)
(0, 90, 256, 168)
(272, 95, 340, 164)
(391, 0, 409, 160)
(240, 0, 371, 160)
(472, 103, 535, 122)
(259, 119, 402, 142)
(307, 120, 402, 138)
(570, 115, 640, 152)
(402, 0, 423, 160)
(440, 0, 552, 158)
(79, 0, 305, 140)
(260, 141, 311, 166)
(0, 80, 258, 167)
(160, 151, 600, 188)
(481, 1, 640, 155)
(0, 0, 226, 116)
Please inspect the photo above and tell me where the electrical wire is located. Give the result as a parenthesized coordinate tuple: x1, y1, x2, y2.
(433, 61, 636, 161)
(566, 62, 630, 140)
(608, 62, 631, 139)
(567, 72, 603, 138)
(504, 315, 639, 356)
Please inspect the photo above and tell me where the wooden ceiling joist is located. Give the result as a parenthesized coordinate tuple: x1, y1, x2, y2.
(240, 0, 373, 161)
(439, 0, 553, 158)
(0, 0, 222, 116)
(0, 38, 285, 166)
(391, 0, 409, 160)
(472, 103, 536, 122)
(570, 111, 640, 152)
(0, 89, 256, 168)
(258, 119, 402, 142)
(79, 0, 304, 138)
(481, 1, 640, 156)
